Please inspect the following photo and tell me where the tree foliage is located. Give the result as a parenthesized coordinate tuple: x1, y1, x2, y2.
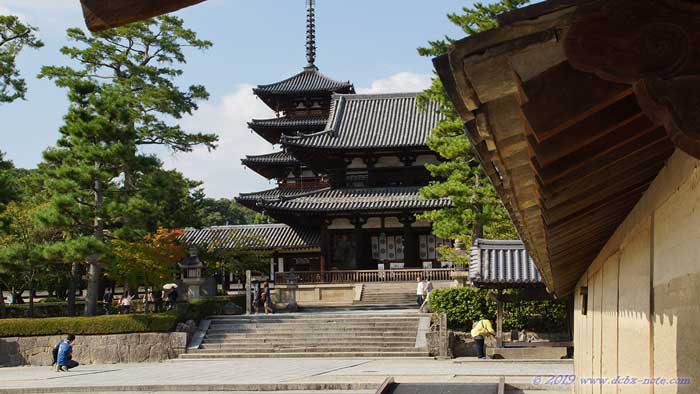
(39, 16, 217, 153)
(109, 227, 186, 289)
(196, 198, 269, 228)
(417, 1, 528, 249)
(0, 15, 43, 103)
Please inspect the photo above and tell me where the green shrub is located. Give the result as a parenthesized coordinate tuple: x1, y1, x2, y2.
(0, 313, 178, 337)
(5, 302, 94, 318)
(175, 295, 245, 323)
(429, 287, 567, 333)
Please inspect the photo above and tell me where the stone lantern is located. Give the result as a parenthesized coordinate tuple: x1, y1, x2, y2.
(178, 248, 205, 299)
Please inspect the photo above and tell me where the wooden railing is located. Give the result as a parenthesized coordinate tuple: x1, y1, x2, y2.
(275, 268, 454, 284)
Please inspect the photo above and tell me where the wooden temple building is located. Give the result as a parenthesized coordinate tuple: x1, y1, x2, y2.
(186, 0, 453, 277)
(436, 0, 700, 390)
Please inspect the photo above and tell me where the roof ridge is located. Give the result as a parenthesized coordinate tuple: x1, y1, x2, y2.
(332, 92, 420, 100)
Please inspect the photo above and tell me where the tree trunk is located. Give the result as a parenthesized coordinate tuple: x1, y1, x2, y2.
(472, 173, 484, 241)
(0, 282, 6, 319)
(85, 164, 104, 316)
(68, 262, 78, 316)
(28, 277, 35, 318)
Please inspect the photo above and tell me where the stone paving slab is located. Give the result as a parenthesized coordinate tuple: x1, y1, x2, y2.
(0, 358, 573, 393)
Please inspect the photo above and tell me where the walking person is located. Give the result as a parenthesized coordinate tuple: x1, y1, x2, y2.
(119, 292, 134, 314)
(166, 289, 178, 311)
(153, 289, 163, 313)
(102, 289, 114, 315)
(471, 318, 495, 360)
(416, 276, 426, 307)
(252, 281, 261, 314)
(142, 289, 154, 313)
(262, 281, 274, 314)
(56, 334, 79, 372)
(419, 279, 434, 313)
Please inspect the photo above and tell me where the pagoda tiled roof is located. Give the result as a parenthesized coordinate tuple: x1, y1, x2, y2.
(241, 151, 299, 167)
(237, 186, 329, 204)
(248, 116, 328, 130)
(182, 224, 319, 252)
(259, 186, 451, 214)
(253, 68, 354, 96)
(281, 93, 444, 151)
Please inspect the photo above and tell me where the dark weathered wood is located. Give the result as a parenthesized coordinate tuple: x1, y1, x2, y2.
(536, 124, 664, 185)
(565, 0, 700, 84)
(542, 143, 673, 201)
(81, 0, 207, 31)
(530, 94, 642, 166)
(635, 77, 700, 159)
(521, 62, 632, 142)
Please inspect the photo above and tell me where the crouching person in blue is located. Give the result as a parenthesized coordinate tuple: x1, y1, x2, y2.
(55, 334, 79, 372)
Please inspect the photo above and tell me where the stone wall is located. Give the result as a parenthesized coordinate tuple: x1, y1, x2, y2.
(0, 332, 187, 367)
(573, 150, 700, 394)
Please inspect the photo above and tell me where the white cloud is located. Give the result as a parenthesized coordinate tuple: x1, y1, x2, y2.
(162, 72, 433, 199)
(357, 72, 432, 94)
(0, 0, 80, 31)
(159, 84, 277, 199)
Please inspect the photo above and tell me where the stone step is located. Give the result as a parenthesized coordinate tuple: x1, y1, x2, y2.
(202, 338, 417, 345)
(200, 343, 417, 350)
(191, 346, 423, 353)
(205, 331, 419, 338)
(208, 320, 418, 325)
(207, 316, 423, 322)
(178, 350, 430, 359)
(207, 313, 426, 319)
(208, 325, 419, 331)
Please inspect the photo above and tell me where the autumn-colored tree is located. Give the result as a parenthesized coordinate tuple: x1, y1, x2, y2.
(109, 228, 187, 294)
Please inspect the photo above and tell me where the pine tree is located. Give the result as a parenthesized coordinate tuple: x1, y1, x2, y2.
(417, 1, 528, 253)
(39, 15, 216, 153)
(40, 82, 141, 316)
(0, 15, 43, 103)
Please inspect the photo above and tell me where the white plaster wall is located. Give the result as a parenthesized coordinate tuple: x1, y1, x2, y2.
(573, 150, 700, 394)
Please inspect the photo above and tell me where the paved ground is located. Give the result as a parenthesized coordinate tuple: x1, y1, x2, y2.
(0, 358, 573, 393)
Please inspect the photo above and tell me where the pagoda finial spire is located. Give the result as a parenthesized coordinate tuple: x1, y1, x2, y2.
(305, 0, 317, 69)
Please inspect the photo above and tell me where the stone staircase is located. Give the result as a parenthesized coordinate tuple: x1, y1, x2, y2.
(354, 283, 417, 307)
(181, 312, 431, 359)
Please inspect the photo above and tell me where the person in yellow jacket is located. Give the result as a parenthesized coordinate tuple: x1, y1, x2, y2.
(471, 319, 495, 359)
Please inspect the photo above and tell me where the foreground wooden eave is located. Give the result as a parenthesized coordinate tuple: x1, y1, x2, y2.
(80, 0, 207, 32)
(438, 0, 700, 296)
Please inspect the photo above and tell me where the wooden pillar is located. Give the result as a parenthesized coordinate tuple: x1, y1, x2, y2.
(496, 289, 504, 348)
(352, 217, 367, 269)
(400, 215, 418, 267)
(320, 220, 331, 271)
(245, 270, 252, 315)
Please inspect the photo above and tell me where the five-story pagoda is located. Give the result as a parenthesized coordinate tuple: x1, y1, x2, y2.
(238, 0, 452, 274)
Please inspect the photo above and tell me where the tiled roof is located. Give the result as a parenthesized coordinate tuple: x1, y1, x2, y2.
(469, 239, 543, 286)
(281, 93, 444, 150)
(237, 187, 329, 204)
(241, 151, 299, 167)
(260, 186, 451, 213)
(253, 68, 354, 96)
(182, 224, 320, 251)
(248, 116, 328, 130)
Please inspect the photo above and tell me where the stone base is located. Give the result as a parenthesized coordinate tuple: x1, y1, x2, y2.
(0, 332, 187, 367)
(487, 346, 568, 360)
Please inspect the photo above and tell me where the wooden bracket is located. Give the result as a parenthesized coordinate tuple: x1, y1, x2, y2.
(564, 0, 700, 159)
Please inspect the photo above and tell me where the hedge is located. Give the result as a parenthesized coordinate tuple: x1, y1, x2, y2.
(4, 302, 93, 319)
(429, 287, 568, 333)
(0, 313, 179, 337)
(176, 295, 245, 323)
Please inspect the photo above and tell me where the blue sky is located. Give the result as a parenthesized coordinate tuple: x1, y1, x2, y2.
(0, 0, 471, 198)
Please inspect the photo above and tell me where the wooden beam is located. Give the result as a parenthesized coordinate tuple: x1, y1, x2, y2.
(520, 62, 632, 143)
(542, 142, 674, 201)
(529, 95, 642, 167)
(536, 124, 665, 186)
(81, 0, 207, 32)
